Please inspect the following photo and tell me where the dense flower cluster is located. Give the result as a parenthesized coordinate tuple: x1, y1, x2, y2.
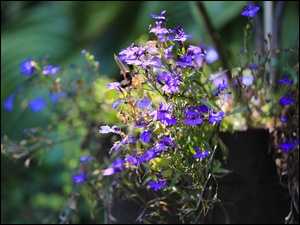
(98, 10, 227, 198)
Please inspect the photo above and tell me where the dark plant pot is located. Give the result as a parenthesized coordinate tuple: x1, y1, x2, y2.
(110, 129, 291, 224)
(205, 129, 291, 224)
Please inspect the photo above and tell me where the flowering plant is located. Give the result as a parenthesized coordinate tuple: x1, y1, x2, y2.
(97, 9, 231, 223)
(1, 3, 299, 224)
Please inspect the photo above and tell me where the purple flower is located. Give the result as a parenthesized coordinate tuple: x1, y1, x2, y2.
(20, 58, 36, 74)
(79, 156, 92, 163)
(136, 96, 152, 109)
(205, 48, 219, 64)
(73, 172, 86, 183)
(279, 94, 294, 106)
(103, 168, 115, 176)
(151, 103, 178, 126)
(214, 79, 228, 96)
(140, 149, 158, 163)
(112, 100, 123, 109)
(184, 118, 203, 126)
(246, 62, 258, 71)
(187, 45, 205, 56)
(103, 158, 125, 176)
(157, 71, 182, 93)
(50, 91, 66, 102)
(150, 21, 169, 35)
(193, 147, 210, 159)
(175, 54, 193, 68)
(112, 158, 124, 172)
(278, 75, 293, 85)
(151, 143, 168, 152)
(125, 155, 139, 167)
(99, 125, 119, 134)
(160, 137, 176, 149)
(149, 180, 168, 191)
(128, 136, 136, 144)
(140, 130, 152, 143)
(168, 25, 192, 43)
(3, 93, 15, 112)
(110, 141, 122, 153)
(42, 65, 61, 75)
(241, 4, 260, 18)
(183, 106, 204, 126)
(28, 97, 46, 112)
(242, 74, 254, 86)
(135, 118, 148, 128)
(280, 115, 288, 122)
(280, 139, 297, 152)
(107, 82, 123, 93)
(150, 10, 167, 21)
(208, 110, 225, 124)
(164, 45, 175, 59)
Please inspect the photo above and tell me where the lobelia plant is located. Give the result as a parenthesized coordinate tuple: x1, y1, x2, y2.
(1, 3, 298, 224)
(97, 9, 231, 223)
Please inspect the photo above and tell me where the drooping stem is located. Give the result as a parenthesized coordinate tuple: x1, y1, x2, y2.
(195, 2, 231, 77)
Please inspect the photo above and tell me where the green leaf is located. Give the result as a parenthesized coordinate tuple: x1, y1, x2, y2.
(199, 98, 221, 111)
(170, 170, 182, 187)
(218, 137, 229, 161)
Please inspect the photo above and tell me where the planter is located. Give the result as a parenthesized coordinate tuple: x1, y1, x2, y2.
(110, 129, 291, 224)
(205, 129, 291, 224)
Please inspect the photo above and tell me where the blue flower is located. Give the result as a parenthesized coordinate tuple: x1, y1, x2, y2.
(125, 155, 139, 167)
(205, 48, 219, 64)
(149, 180, 168, 191)
(149, 21, 169, 35)
(50, 91, 66, 102)
(150, 10, 167, 21)
(278, 75, 293, 85)
(193, 147, 210, 159)
(242, 74, 254, 86)
(168, 25, 192, 43)
(175, 54, 193, 68)
(112, 100, 123, 109)
(42, 65, 61, 75)
(214, 79, 228, 96)
(279, 94, 294, 106)
(136, 96, 152, 109)
(28, 97, 46, 112)
(241, 4, 260, 18)
(184, 118, 203, 126)
(157, 71, 182, 94)
(3, 93, 15, 112)
(280, 115, 288, 122)
(103, 158, 125, 176)
(139, 149, 157, 163)
(107, 82, 123, 93)
(280, 139, 297, 152)
(20, 58, 36, 74)
(73, 172, 86, 183)
(103, 168, 115, 176)
(208, 110, 225, 124)
(79, 156, 92, 163)
(99, 125, 119, 134)
(183, 106, 204, 126)
(246, 62, 258, 71)
(140, 130, 152, 143)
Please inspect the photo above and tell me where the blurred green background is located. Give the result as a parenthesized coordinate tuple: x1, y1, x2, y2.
(1, 1, 298, 224)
